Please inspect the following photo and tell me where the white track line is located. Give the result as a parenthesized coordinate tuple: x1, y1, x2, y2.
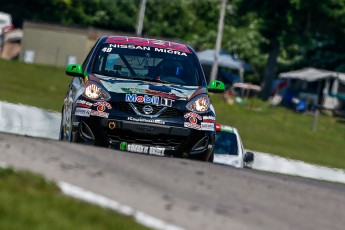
(58, 182, 184, 230)
(0, 161, 184, 230)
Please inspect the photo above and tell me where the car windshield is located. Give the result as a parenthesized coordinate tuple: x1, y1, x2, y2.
(214, 131, 238, 155)
(92, 43, 201, 86)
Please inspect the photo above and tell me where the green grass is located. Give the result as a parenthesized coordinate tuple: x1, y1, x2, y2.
(0, 59, 344, 169)
(0, 59, 70, 111)
(211, 95, 345, 169)
(0, 167, 149, 230)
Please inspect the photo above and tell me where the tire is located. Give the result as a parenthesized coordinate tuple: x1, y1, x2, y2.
(58, 107, 65, 141)
(67, 114, 79, 143)
(208, 151, 214, 163)
(190, 149, 213, 162)
(59, 106, 79, 143)
(58, 120, 64, 141)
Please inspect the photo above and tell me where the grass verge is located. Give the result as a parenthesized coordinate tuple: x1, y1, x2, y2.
(211, 95, 345, 169)
(0, 167, 149, 230)
(0, 59, 70, 111)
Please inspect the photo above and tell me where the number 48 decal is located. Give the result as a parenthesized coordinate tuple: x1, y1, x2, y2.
(102, 47, 112, 52)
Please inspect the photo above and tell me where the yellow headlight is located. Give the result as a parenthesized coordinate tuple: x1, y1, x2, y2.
(187, 95, 210, 112)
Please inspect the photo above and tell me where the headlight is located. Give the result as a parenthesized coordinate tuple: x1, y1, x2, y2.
(186, 94, 210, 113)
(83, 81, 111, 101)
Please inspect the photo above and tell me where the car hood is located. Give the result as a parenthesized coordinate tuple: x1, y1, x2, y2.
(213, 154, 243, 168)
(96, 75, 201, 101)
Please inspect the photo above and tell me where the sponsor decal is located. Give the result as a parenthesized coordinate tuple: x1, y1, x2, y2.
(148, 147, 165, 156)
(103, 44, 188, 56)
(184, 122, 201, 130)
(154, 47, 187, 56)
(91, 110, 109, 118)
(203, 115, 216, 122)
(189, 117, 198, 124)
(121, 88, 147, 94)
(104, 36, 191, 54)
(125, 94, 174, 107)
(126, 94, 159, 104)
(201, 122, 215, 131)
(184, 112, 202, 120)
(128, 144, 149, 154)
(160, 98, 174, 107)
(75, 107, 91, 117)
(103, 45, 150, 52)
(127, 144, 165, 156)
(97, 105, 106, 112)
(127, 117, 165, 125)
(146, 89, 179, 100)
(93, 101, 112, 109)
(76, 100, 93, 108)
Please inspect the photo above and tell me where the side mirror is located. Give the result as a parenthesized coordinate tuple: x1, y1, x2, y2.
(208, 80, 225, 93)
(244, 152, 254, 164)
(66, 64, 84, 77)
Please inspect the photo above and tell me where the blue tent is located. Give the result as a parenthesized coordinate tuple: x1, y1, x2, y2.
(197, 49, 253, 72)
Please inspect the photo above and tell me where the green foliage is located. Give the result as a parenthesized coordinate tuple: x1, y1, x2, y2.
(2, 0, 345, 83)
(0, 168, 149, 230)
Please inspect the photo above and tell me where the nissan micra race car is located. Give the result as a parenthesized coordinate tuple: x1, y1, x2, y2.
(59, 36, 224, 161)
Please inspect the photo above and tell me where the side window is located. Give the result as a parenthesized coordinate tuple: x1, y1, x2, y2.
(94, 55, 104, 72)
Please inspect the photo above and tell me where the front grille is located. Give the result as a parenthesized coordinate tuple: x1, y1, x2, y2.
(114, 102, 136, 115)
(114, 102, 183, 118)
(131, 102, 164, 115)
(108, 129, 184, 147)
(159, 107, 184, 118)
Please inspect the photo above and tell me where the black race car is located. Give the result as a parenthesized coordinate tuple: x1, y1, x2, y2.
(59, 36, 224, 161)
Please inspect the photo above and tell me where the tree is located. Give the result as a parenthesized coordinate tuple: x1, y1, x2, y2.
(237, 0, 297, 99)
(237, 0, 345, 99)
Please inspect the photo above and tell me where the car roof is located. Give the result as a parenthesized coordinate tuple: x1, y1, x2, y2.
(219, 125, 239, 135)
(103, 36, 192, 54)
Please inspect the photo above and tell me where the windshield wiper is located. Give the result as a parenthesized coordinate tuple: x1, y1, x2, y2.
(93, 70, 109, 76)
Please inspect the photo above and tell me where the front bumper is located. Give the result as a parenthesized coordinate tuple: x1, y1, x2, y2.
(77, 117, 214, 157)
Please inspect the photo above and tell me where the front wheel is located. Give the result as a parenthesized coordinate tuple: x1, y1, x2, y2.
(208, 151, 214, 162)
(58, 107, 66, 141)
(189, 149, 214, 162)
(59, 106, 79, 143)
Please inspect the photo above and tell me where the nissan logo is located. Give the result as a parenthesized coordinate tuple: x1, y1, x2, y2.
(142, 105, 153, 114)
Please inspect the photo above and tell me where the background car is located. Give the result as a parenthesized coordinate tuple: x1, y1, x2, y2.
(59, 35, 225, 162)
(0, 12, 13, 35)
(213, 124, 254, 168)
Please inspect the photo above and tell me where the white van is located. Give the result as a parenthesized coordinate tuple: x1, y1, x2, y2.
(0, 12, 13, 35)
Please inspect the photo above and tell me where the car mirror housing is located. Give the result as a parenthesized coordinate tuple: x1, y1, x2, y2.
(66, 64, 84, 77)
(208, 80, 225, 93)
(244, 152, 254, 164)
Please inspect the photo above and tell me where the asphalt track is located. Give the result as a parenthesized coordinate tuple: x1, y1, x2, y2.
(1, 132, 345, 230)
